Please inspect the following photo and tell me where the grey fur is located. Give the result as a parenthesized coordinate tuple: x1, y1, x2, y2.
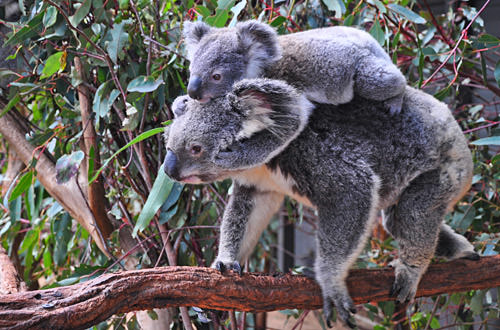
(183, 20, 407, 113)
(164, 79, 478, 326)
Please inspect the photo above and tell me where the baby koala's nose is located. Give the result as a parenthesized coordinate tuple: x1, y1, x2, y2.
(187, 76, 203, 100)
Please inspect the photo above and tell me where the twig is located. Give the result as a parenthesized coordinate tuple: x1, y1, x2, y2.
(422, 0, 491, 87)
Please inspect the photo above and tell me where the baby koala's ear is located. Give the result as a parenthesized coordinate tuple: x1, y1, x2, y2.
(171, 95, 191, 118)
(183, 21, 212, 60)
(235, 20, 282, 76)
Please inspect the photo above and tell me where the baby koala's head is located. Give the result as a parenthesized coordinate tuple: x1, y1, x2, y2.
(183, 20, 282, 103)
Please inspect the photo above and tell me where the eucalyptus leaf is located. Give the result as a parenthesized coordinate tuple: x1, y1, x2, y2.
(69, 0, 91, 27)
(495, 60, 500, 87)
(55, 151, 85, 184)
(127, 76, 164, 93)
(105, 22, 129, 64)
(43, 6, 57, 28)
(5, 12, 44, 46)
(9, 171, 33, 202)
(133, 169, 175, 237)
(471, 136, 500, 146)
(322, 0, 345, 18)
(388, 4, 426, 24)
(40, 51, 66, 79)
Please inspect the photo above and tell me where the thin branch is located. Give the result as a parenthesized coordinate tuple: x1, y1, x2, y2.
(422, 0, 491, 87)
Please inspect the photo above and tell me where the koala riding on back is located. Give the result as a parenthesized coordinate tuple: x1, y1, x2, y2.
(163, 79, 479, 327)
(183, 20, 407, 114)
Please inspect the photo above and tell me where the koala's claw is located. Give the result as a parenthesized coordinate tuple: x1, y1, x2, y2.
(232, 261, 242, 276)
(323, 295, 356, 329)
(462, 251, 480, 261)
(215, 261, 226, 273)
(215, 260, 242, 275)
(390, 260, 419, 303)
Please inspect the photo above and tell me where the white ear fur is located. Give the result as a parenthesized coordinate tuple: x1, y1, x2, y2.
(236, 92, 275, 140)
(183, 21, 212, 61)
(236, 21, 282, 78)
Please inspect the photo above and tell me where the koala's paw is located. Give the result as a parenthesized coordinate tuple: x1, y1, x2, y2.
(214, 260, 242, 276)
(461, 251, 480, 261)
(389, 259, 421, 303)
(323, 292, 356, 329)
(384, 95, 403, 116)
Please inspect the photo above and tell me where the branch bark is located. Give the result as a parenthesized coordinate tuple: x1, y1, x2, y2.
(1, 256, 499, 329)
(0, 246, 25, 295)
(0, 109, 109, 255)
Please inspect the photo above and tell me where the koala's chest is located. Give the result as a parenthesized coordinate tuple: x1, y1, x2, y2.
(233, 165, 315, 208)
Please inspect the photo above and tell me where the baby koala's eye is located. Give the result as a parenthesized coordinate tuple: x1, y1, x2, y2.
(191, 145, 202, 155)
(212, 73, 221, 81)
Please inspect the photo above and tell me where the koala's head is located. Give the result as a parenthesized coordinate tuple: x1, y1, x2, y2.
(163, 79, 312, 184)
(183, 20, 282, 103)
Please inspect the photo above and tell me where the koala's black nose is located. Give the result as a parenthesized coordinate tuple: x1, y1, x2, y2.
(163, 150, 178, 178)
(187, 76, 202, 100)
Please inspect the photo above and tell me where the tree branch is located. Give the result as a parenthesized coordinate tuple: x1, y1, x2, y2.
(0, 256, 499, 329)
(0, 246, 25, 295)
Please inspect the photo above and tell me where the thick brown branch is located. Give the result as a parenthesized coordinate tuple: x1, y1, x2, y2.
(0, 247, 25, 295)
(0, 256, 499, 329)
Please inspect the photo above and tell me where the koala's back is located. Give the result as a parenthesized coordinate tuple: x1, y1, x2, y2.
(267, 26, 399, 104)
(269, 87, 472, 209)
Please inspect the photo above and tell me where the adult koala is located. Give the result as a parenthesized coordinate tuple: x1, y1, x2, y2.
(163, 79, 478, 327)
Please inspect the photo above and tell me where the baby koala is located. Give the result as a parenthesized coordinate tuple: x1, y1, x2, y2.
(183, 20, 407, 114)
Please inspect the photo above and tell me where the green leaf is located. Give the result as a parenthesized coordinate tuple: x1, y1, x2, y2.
(43, 6, 58, 28)
(322, 0, 345, 18)
(69, 0, 92, 27)
(206, 9, 230, 27)
(195, 6, 211, 18)
(5, 12, 44, 46)
(478, 34, 500, 44)
(93, 83, 120, 118)
(90, 127, 165, 183)
(0, 93, 20, 118)
(480, 52, 488, 85)
(270, 16, 286, 28)
(430, 317, 440, 329)
(369, 19, 385, 46)
(9, 172, 33, 202)
(40, 52, 66, 79)
(471, 136, 500, 146)
(55, 151, 85, 184)
(105, 22, 129, 64)
(470, 290, 485, 315)
(127, 76, 164, 93)
(388, 4, 426, 24)
(133, 169, 175, 237)
(495, 60, 500, 87)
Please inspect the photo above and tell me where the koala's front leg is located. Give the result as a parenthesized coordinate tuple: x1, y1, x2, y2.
(213, 182, 284, 274)
(315, 179, 380, 328)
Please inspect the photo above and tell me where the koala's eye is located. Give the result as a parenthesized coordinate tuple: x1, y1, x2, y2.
(212, 73, 221, 81)
(191, 145, 202, 155)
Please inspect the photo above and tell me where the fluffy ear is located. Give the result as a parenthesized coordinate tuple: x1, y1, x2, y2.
(236, 21, 282, 77)
(229, 78, 313, 141)
(183, 21, 212, 61)
(214, 79, 313, 169)
(171, 95, 190, 118)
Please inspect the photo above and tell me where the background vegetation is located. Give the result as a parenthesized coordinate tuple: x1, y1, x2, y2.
(0, 0, 498, 328)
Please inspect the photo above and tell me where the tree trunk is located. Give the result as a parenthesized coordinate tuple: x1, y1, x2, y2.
(0, 256, 499, 329)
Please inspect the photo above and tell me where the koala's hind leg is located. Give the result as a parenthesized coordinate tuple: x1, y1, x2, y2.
(354, 57, 406, 115)
(315, 174, 380, 328)
(213, 183, 284, 273)
(384, 169, 458, 303)
(435, 223, 479, 261)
